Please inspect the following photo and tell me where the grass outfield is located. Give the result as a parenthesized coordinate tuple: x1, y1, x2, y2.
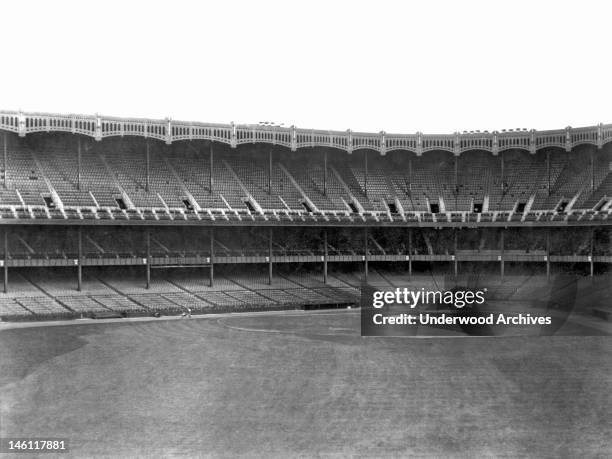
(1, 311, 611, 458)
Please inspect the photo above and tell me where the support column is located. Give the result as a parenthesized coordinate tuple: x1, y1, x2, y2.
(145, 142, 150, 192)
(323, 150, 327, 196)
(408, 158, 412, 192)
(77, 227, 82, 292)
(364, 151, 368, 197)
(591, 148, 595, 192)
(209, 227, 214, 287)
(268, 150, 273, 195)
(590, 228, 594, 278)
(500, 152, 504, 192)
(3, 228, 8, 293)
(323, 229, 328, 284)
(209, 144, 214, 193)
(145, 229, 151, 289)
(546, 229, 551, 281)
(364, 227, 369, 282)
(500, 229, 505, 279)
(546, 150, 551, 196)
(77, 138, 82, 191)
(453, 229, 458, 277)
(454, 155, 459, 210)
(408, 228, 412, 279)
(268, 227, 273, 285)
(3, 132, 7, 189)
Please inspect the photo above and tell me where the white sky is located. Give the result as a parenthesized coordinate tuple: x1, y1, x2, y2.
(0, 0, 610, 134)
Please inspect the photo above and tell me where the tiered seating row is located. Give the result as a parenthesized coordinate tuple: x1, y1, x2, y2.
(14, 296, 69, 314)
(1, 140, 611, 217)
(0, 297, 32, 316)
(0, 271, 360, 320)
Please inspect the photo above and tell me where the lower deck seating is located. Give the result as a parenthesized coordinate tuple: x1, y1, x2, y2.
(0, 269, 361, 319)
(57, 296, 113, 314)
(2, 268, 611, 321)
(0, 297, 31, 316)
(14, 296, 69, 314)
(90, 295, 144, 313)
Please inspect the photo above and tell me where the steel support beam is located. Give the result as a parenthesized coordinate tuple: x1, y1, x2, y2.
(3, 132, 7, 189)
(590, 227, 594, 277)
(145, 228, 151, 289)
(145, 141, 150, 192)
(268, 228, 273, 285)
(500, 152, 504, 192)
(546, 229, 551, 281)
(77, 227, 82, 291)
(364, 227, 369, 282)
(268, 150, 273, 195)
(323, 229, 328, 284)
(209, 143, 214, 194)
(591, 148, 595, 192)
(546, 150, 551, 196)
(454, 229, 458, 277)
(323, 150, 327, 196)
(77, 138, 82, 191)
(500, 229, 505, 279)
(454, 155, 458, 190)
(3, 228, 7, 293)
(454, 155, 459, 210)
(408, 158, 412, 192)
(209, 227, 214, 287)
(364, 151, 368, 197)
(408, 228, 412, 278)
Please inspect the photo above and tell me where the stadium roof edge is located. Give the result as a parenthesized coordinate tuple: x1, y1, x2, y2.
(0, 110, 611, 155)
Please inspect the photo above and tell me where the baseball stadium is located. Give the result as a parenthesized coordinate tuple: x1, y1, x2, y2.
(1, 111, 611, 457)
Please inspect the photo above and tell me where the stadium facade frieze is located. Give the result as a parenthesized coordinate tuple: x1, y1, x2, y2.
(1, 110, 611, 155)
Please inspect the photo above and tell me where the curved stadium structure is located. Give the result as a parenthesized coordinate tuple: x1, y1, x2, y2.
(0, 111, 611, 321)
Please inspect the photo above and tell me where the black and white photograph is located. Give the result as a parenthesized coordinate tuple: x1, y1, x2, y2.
(0, 1, 611, 457)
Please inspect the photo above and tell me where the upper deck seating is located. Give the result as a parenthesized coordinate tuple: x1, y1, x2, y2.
(0, 135, 610, 217)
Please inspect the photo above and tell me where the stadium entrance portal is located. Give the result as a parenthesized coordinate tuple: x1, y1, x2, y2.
(43, 196, 55, 208)
(594, 198, 610, 212)
(182, 199, 193, 211)
(301, 201, 313, 213)
(556, 201, 568, 213)
(244, 200, 256, 213)
(115, 198, 127, 210)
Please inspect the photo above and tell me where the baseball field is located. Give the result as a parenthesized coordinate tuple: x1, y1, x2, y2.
(1, 310, 611, 457)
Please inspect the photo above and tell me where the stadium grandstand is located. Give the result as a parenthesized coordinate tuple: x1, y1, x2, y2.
(0, 110, 611, 321)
